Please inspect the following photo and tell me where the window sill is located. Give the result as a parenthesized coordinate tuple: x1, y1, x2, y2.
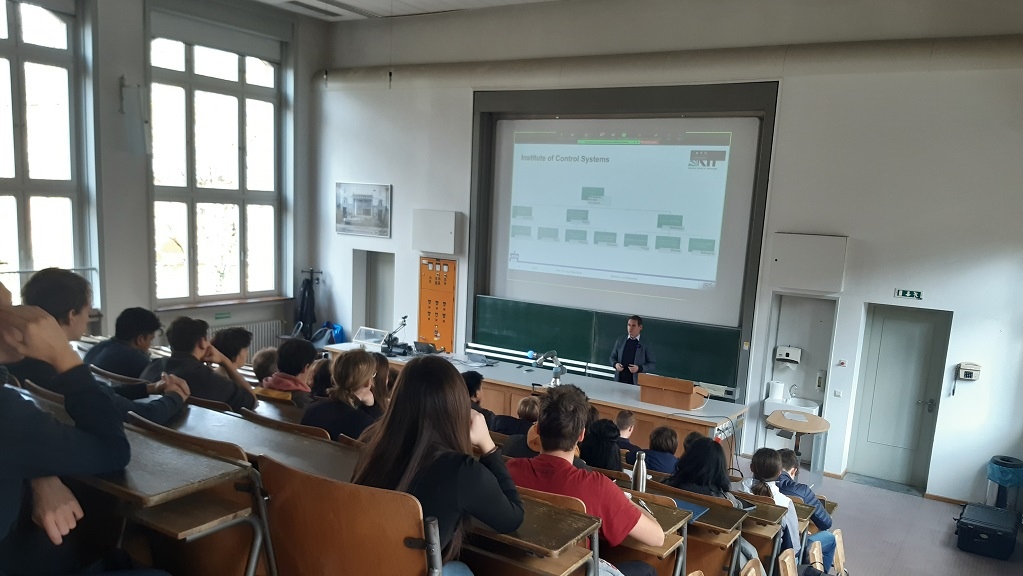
(155, 296, 293, 313)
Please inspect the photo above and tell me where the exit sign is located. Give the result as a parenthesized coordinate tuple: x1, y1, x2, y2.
(895, 289, 923, 300)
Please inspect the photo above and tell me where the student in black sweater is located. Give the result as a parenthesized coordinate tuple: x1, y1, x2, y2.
(83, 307, 162, 379)
(301, 349, 382, 441)
(353, 356, 523, 574)
(0, 289, 167, 576)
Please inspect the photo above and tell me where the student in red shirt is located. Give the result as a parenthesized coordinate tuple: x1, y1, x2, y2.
(506, 385, 663, 576)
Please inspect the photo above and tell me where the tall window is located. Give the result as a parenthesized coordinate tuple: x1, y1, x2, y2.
(0, 2, 81, 303)
(149, 33, 280, 302)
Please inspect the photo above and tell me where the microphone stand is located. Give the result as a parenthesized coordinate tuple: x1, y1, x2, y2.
(382, 316, 408, 356)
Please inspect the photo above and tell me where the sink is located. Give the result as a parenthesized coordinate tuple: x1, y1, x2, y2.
(763, 396, 821, 416)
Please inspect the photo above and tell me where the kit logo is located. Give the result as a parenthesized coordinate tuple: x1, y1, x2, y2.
(689, 150, 726, 168)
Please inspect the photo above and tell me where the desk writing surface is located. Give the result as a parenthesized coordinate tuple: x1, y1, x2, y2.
(793, 501, 815, 522)
(636, 498, 691, 535)
(18, 390, 247, 508)
(168, 404, 359, 481)
(252, 400, 304, 424)
(472, 497, 600, 558)
(744, 501, 787, 525)
(430, 359, 747, 428)
(822, 499, 837, 516)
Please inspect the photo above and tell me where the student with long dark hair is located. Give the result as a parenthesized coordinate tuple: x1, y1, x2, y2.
(353, 356, 523, 575)
(578, 418, 623, 471)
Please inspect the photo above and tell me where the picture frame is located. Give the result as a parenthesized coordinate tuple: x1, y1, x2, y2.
(335, 182, 392, 238)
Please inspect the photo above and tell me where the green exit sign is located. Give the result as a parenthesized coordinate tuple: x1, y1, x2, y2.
(214, 312, 232, 320)
(895, 289, 923, 300)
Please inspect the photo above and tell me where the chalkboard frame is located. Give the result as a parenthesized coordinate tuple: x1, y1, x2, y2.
(467, 83, 778, 402)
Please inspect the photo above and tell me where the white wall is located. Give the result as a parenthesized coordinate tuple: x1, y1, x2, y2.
(313, 34, 1023, 501)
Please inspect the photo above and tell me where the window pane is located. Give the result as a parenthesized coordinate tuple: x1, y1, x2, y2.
(19, 4, 67, 50)
(195, 91, 238, 189)
(196, 203, 239, 296)
(0, 197, 19, 287)
(246, 99, 274, 191)
(246, 205, 274, 292)
(0, 59, 14, 178)
(154, 201, 189, 299)
(245, 57, 275, 88)
(29, 197, 73, 269)
(150, 38, 185, 71)
(194, 46, 238, 82)
(24, 62, 70, 180)
(151, 83, 186, 186)
(0, 3, 8, 40)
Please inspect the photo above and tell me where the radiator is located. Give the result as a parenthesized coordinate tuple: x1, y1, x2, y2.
(211, 319, 285, 354)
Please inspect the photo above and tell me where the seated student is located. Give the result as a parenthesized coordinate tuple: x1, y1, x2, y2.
(664, 437, 765, 576)
(744, 449, 803, 566)
(492, 395, 540, 436)
(371, 352, 393, 408)
(308, 357, 331, 399)
(506, 385, 663, 576)
(353, 356, 523, 575)
(640, 427, 679, 474)
(682, 430, 703, 453)
(0, 284, 168, 576)
(777, 449, 836, 573)
(301, 349, 381, 441)
(5, 269, 188, 425)
(616, 410, 643, 464)
(141, 316, 256, 412)
(578, 418, 624, 471)
(83, 307, 161, 378)
(462, 370, 495, 428)
(210, 327, 252, 381)
(251, 347, 278, 383)
(262, 338, 317, 407)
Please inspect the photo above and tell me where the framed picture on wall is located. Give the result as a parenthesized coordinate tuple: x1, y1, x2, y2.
(335, 182, 392, 238)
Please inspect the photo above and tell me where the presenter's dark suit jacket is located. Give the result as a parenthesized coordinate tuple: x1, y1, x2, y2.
(609, 335, 657, 385)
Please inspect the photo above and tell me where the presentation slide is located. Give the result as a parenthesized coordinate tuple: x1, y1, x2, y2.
(507, 131, 732, 289)
(490, 117, 759, 327)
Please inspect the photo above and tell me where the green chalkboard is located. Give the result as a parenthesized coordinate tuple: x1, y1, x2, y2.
(474, 296, 740, 387)
(593, 312, 739, 386)
(473, 296, 593, 361)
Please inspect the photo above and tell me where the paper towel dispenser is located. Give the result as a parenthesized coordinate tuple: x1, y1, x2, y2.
(775, 346, 802, 365)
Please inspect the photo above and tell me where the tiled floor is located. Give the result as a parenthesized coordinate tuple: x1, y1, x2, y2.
(732, 459, 1023, 575)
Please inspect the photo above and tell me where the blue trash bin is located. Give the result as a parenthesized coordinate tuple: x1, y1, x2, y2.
(986, 455, 1023, 514)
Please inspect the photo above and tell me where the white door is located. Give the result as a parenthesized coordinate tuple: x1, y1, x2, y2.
(851, 305, 950, 487)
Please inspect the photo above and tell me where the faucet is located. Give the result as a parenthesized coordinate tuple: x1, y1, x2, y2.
(789, 384, 798, 399)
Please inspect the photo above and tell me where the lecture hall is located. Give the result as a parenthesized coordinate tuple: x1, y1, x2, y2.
(1, 0, 1022, 575)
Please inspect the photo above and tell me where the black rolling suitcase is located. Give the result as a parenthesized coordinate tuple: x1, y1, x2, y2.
(954, 503, 1020, 560)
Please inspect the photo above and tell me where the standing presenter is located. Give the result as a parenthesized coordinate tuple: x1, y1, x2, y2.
(610, 315, 656, 385)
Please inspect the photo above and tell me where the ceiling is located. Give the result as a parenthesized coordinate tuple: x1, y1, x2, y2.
(251, 0, 562, 21)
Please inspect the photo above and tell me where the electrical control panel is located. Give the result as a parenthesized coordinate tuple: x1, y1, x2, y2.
(418, 258, 456, 353)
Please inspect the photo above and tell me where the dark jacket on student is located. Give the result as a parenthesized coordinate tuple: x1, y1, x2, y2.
(300, 399, 379, 442)
(141, 352, 255, 413)
(618, 437, 643, 465)
(490, 415, 533, 436)
(83, 338, 151, 379)
(0, 365, 130, 575)
(6, 358, 184, 425)
(777, 471, 832, 530)
(408, 450, 524, 552)
(641, 449, 679, 474)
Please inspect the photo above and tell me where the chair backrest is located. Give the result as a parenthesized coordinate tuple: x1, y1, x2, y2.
(258, 455, 433, 576)
(335, 433, 365, 449)
(736, 492, 775, 506)
(518, 486, 587, 513)
(647, 481, 733, 509)
(777, 549, 797, 576)
(807, 539, 823, 572)
(787, 495, 805, 505)
(593, 466, 631, 483)
(187, 396, 233, 412)
(833, 528, 847, 575)
(621, 487, 677, 509)
(253, 387, 297, 406)
(489, 430, 509, 447)
(740, 558, 763, 576)
(239, 407, 330, 440)
(128, 412, 249, 463)
(90, 364, 148, 386)
(23, 379, 65, 405)
(649, 469, 670, 483)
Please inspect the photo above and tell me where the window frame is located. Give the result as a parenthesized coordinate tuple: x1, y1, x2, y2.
(0, 0, 89, 295)
(148, 32, 283, 306)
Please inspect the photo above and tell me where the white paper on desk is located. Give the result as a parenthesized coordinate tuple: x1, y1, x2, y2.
(782, 411, 808, 422)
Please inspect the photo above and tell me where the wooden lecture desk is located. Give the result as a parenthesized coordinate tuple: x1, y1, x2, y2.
(343, 350, 749, 462)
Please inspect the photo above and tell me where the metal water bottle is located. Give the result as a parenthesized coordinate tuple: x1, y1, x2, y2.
(632, 451, 647, 493)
